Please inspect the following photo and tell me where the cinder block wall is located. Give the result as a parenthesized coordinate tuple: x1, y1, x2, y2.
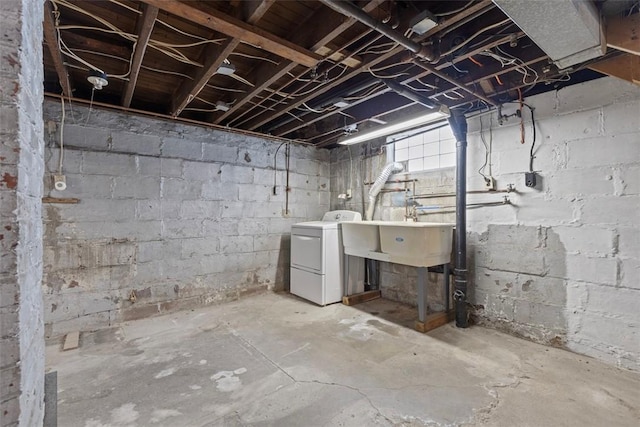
(42, 100, 329, 340)
(466, 78, 640, 371)
(0, 0, 45, 424)
(330, 77, 640, 370)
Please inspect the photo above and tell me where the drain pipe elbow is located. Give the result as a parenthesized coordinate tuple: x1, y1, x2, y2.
(366, 162, 404, 221)
(417, 45, 440, 63)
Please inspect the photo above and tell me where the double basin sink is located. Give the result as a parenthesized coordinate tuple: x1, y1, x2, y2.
(341, 221, 454, 268)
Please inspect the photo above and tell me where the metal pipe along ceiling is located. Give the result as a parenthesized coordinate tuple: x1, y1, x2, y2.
(318, 0, 440, 62)
(382, 80, 436, 109)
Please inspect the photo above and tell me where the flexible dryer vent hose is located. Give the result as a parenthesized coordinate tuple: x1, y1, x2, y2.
(365, 162, 404, 221)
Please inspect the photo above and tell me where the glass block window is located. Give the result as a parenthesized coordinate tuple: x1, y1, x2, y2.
(390, 124, 456, 172)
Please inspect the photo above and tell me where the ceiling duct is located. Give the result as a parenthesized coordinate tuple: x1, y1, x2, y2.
(492, 0, 605, 69)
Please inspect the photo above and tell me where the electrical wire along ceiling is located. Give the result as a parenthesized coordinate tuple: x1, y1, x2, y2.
(43, 0, 638, 146)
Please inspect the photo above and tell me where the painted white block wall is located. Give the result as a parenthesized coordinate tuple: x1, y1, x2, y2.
(330, 77, 640, 371)
(465, 77, 640, 371)
(0, 0, 45, 424)
(42, 100, 330, 339)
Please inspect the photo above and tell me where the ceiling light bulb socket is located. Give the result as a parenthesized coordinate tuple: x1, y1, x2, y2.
(87, 70, 108, 90)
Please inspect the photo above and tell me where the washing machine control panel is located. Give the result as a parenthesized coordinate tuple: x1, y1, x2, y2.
(321, 210, 362, 222)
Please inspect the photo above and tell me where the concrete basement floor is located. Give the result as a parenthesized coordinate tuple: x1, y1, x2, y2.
(46, 293, 640, 427)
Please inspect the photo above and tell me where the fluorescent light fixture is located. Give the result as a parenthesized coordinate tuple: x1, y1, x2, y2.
(338, 105, 450, 145)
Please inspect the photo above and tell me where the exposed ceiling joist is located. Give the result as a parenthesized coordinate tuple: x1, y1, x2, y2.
(62, 32, 130, 58)
(243, 0, 277, 22)
(242, 0, 496, 131)
(589, 53, 640, 86)
(277, 32, 528, 138)
(170, 0, 274, 116)
(273, 32, 526, 137)
(139, 0, 322, 67)
(43, 0, 609, 146)
(122, 4, 159, 108)
(43, 0, 72, 97)
(212, 0, 385, 125)
(606, 13, 640, 56)
(412, 61, 497, 106)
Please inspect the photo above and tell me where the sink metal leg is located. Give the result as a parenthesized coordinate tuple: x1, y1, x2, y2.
(444, 263, 450, 311)
(417, 267, 427, 323)
(343, 253, 350, 296)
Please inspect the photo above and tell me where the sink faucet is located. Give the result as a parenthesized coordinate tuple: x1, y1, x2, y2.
(405, 206, 418, 222)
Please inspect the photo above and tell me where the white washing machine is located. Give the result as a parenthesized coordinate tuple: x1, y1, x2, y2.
(290, 210, 362, 306)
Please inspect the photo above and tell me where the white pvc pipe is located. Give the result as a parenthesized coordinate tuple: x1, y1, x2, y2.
(365, 162, 404, 220)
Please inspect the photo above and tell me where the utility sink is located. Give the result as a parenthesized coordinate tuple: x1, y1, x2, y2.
(341, 221, 454, 267)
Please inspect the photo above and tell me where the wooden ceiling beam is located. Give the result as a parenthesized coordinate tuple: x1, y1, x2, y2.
(213, 0, 385, 126)
(43, 0, 72, 97)
(589, 53, 640, 86)
(273, 33, 529, 137)
(606, 13, 640, 56)
(139, 0, 321, 67)
(241, 0, 495, 131)
(61, 32, 131, 58)
(243, 0, 277, 22)
(170, 0, 274, 116)
(122, 4, 159, 108)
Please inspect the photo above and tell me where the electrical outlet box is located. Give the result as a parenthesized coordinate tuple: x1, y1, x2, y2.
(525, 172, 537, 188)
(485, 177, 496, 191)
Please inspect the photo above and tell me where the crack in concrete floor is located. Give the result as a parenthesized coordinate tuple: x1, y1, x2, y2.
(228, 326, 396, 424)
(47, 293, 640, 427)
